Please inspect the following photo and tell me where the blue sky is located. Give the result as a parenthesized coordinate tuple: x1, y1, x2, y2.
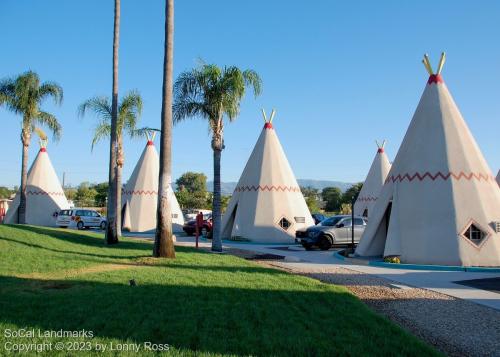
(1, 0, 499, 188)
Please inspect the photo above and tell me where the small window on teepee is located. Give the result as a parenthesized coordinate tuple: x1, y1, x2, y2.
(362, 209, 368, 217)
(278, 217, 292, 231)
(172, 213, 178, 219)
(462, 223, 487, 245)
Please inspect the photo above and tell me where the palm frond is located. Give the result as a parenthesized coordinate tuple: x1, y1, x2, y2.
(0, 78, 16, 111)
(35, 111, 62, 141)
(173, 63, 262, 129)
(129, 127, 160, 140)
(91, 121, 111, 151)
(242, 69, 262, 97)
(119, 90, 143, 135)
(39, 81, 63, 105)
(78, 96, 112, 121)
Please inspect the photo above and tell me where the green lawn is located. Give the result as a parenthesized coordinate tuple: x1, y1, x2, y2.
(0, 225, 439, 356)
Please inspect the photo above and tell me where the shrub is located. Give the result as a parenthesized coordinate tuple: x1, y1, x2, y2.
(384, 256, 401, 264)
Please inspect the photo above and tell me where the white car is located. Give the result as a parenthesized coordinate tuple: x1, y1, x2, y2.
(56, 209, 107, 230)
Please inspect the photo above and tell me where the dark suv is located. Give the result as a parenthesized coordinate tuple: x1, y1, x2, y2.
(295, 215, 367, 250)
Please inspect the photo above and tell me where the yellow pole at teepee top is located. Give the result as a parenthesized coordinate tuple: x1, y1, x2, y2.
(269, 109, 276, 123)
(436, 52, 446, 75)
(261, 108, 268, 123)
(422, 54, 434, 75)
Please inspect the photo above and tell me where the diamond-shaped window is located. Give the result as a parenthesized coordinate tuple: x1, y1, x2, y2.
(278, 217, 292, 231)
(462, 223, 487, 246)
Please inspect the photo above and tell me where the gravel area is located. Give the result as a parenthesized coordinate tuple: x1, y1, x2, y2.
(258, 261, 500, 357)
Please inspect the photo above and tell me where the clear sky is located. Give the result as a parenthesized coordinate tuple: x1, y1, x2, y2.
(1, 0, 499, 188)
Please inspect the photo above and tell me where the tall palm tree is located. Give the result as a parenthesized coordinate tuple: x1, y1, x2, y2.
(107, 0, 121, 244)
(154, 0, 175, 258)
(173, 63, 262, 252)
(78, 90, 143, 224)
(0, 71, 63, 224)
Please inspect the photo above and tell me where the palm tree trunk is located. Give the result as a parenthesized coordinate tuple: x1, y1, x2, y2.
(154, 0, 175, 258)
(116, 136, 123, 236)
(211, 140, 223, 252)
(18, 127, 30, 224)
(105, 0, 120, 245)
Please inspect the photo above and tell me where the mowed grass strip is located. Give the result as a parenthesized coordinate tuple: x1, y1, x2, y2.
(0, 225, 440, 356)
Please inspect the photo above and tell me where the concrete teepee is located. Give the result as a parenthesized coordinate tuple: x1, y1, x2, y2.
(221, 110, 314, 243)
(355, 53, 500, 266)
(353, 141, 391, 218)
(4, 135, 69, 226)
(121, 132, 184, 232)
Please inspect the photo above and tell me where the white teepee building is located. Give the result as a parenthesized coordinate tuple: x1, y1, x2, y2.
(4, 138, 69, 226)
(353, 141, 391, 218)
(121, 134, 184, 233)
(221, 110, 314, 243)
(355, 54, 500, 266)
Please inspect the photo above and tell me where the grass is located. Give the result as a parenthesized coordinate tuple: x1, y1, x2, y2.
(0, 225, 439, 356)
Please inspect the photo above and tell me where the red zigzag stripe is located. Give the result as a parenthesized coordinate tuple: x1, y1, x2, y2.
(234, 185, 301, 193)
(122, 190, 158, 196)
(26, 190, 65, 196)
(356, 196, 377, 202)
(385, 171, 495, 183)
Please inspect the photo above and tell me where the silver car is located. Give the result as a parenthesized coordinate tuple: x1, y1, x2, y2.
(56, 209, 107, 230)
(295, 215, 368, 250)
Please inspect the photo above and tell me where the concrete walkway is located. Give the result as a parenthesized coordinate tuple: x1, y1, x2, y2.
(124, 232, 500, 311)
(222, 241, 500, 311)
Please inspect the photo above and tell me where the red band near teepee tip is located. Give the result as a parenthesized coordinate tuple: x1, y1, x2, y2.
(40, 148, 47, 152)
(147, 140, 154, 146)
(264, 123, 273, 129)
(427, 74, 443, 85)
(377, 148, 384, 153)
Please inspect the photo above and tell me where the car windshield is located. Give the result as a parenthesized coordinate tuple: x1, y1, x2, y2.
(320, 217, 343, 227)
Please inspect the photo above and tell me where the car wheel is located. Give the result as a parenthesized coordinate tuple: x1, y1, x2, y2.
(77, 221, 84, 230)
(100, 221, 107, 230)
(319, 235, 332, 250)
(303, 244, 313, 251)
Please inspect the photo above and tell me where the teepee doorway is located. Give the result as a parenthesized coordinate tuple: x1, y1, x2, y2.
(222, 204, 238, 239)
(384, 201, 392, 236)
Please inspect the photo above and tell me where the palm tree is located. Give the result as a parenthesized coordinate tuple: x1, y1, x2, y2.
(78, 90, 143, 231)
(154, 0, 175, 258)
(105, 0, 121, 245)
(0, 71, 63, 224)
(173, 63, 262, 252)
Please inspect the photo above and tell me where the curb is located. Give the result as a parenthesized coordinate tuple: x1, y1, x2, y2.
(334, 251, 500, 273)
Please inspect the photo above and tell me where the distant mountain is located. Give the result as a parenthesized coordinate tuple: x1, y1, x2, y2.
(206, 179, 354, 195)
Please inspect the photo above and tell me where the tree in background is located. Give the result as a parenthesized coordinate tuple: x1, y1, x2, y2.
(322, 187, 342, 212)
(79, 90, 143, 238)
(341, 183, 363, 206)
(94, 182, 109, 207)
(74, 182, 98, 207)
(205, 192, 231, 213)
(154, 0, 175, 258)
(176, 172, 207, 192)
(173, 62, 262, 252)
(0, 187, 15, 199)
(0, 71, 63, 224)
(301, 186, 320, 213)
(175, 172, 209, 209)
